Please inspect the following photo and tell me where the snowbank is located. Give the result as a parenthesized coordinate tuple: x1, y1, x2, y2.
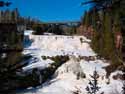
(22, 59, 54, 72)
(18, 57, 123, 94)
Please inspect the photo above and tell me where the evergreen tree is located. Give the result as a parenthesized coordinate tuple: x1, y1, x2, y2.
(83, 11, 90, 27)
(81, 0, 125, 65)
(102, 10, 121, 64)
(113, 10, 123, 59)
(0, 22, 23, 94)
(113, 9, 121, 34)
(32, 24, 44, 35)
(91, 8, 101, 54)
(86, 69, 100, 94)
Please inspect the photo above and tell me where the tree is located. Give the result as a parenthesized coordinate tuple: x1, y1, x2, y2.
(122, 81, 125, 94)
(82, 11, 91, 27)
(81, 0, 122, 10)
(86, 69, 100, 94)
(0, 2, 23, 92)
(0, 1, 12, 7)
(91, 9, 101, 54)
(113, 10, 123, 58)
(0, 23, 23, 93)
(32, 24, 44, 35)
(81, 0, 125, 64)
(11, 8, 19, 23)
(103, 11, 116, 61)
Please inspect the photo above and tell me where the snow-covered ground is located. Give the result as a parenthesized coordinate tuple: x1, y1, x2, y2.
(22, 32, 96, 71)
(19, 30, 124, 94)
(19, 58, 123, 94)
(24, 35, 95, 57)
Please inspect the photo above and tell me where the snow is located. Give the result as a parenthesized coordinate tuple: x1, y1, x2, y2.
(80, 59, 109, 77)
(19, 31, 124, 94)
(22, 34, 96, 71)
(18, 57, 123, 94)
(24, 30, 34, 36)
(24, 35, 95, 57)
(22, 59, 54, 72)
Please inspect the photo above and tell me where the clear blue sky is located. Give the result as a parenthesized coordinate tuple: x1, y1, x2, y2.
(2, 0, 91, 22)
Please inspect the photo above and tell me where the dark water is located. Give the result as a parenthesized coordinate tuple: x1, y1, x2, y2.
(23, 36, 32, 48)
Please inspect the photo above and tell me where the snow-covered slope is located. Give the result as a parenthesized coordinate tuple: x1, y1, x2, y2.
(20, 32, 124, 94)
(19, 57, 123, 94)
(24, 35, 95, 57)
(23, 34, 96, 71)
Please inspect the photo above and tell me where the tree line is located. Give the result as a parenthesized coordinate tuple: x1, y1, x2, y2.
(81, 0, 125, 65)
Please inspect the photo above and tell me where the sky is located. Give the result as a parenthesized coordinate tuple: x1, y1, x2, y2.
(2, 0, 91, 22)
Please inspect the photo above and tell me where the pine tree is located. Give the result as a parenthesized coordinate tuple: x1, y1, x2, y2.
(83, 11, 91, 27)
(86, 69, 100, 94)
(113, 10, 122, 59)
(91, 8, 101, 54)
(82, 0, 124, 64)
(0, 12, 23, 94)
(103, 11, 118, 63)
(32, 24, 44, 35)
(113, 10, 121, 33)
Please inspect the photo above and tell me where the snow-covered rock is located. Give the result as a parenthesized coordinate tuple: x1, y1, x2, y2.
(18, 57, 123, 94)
(22, 59, 54, 72)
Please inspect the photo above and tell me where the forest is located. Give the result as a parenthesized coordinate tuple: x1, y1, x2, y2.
(81, 0, 125, 65)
